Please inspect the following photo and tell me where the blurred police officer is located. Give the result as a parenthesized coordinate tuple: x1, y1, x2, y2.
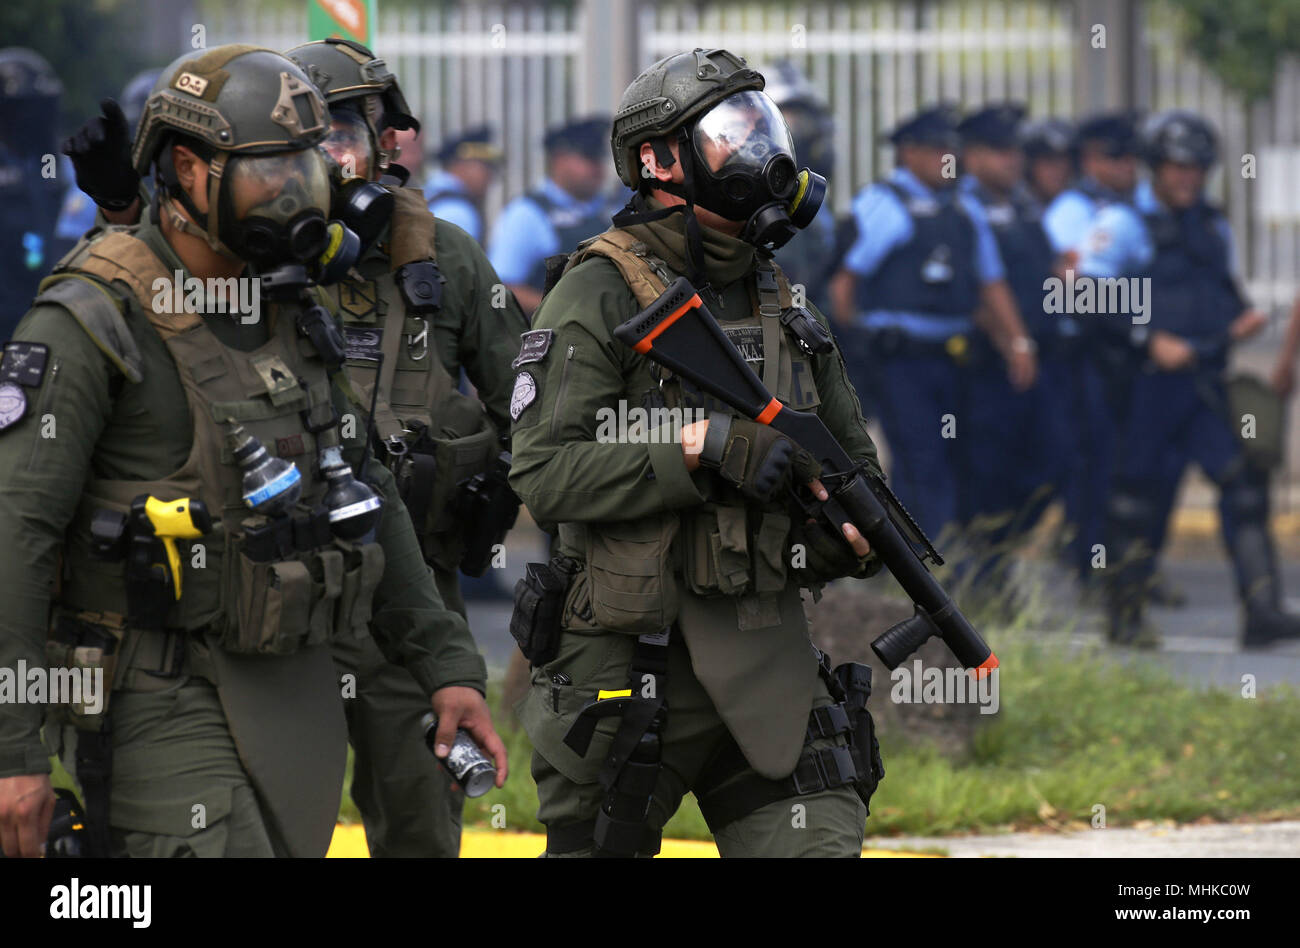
(488, 116, 624, 316)
(1043, 113, 1139, 264)
(424, 125, 504, 245)
(1019, 117, 1076, 207)
(835, 105, 1035, 540)
(958, 105, 1067, 592)
(1037, 113, 1144, 590)
(763, 60, 838, 316)
(1080, 110, 1299, 647)
(0, 48, 64, 341)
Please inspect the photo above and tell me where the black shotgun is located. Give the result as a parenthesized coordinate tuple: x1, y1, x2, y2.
(613, 276, 997, 676)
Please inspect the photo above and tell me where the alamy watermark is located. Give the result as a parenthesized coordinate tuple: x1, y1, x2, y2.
(1042, 270, 1150, 325)
(151, 270, 261, 324)
(595, 399, 707, 444)
(0, 661, 104, 715)
(889, 660, 1000, 715)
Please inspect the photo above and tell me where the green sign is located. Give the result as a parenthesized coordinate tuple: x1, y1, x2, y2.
(308, 0, 377, 45)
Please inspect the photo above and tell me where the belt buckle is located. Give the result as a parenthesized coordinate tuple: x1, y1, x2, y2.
(791, 749, 829, 795)
(945, 333, 969, 364)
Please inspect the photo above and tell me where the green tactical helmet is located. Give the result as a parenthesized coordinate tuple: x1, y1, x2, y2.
(132, 44, 328, 176)
(611, 48, 765, 188)
(285, 38, 418, 135)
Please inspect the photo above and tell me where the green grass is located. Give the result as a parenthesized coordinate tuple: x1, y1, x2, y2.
(454, 633, 1300, 841)
(50, 629, 1300, 844)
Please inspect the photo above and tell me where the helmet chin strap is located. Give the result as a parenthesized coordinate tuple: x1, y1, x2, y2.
(157, 147, 244, 263)
(613, 129, 709, 289)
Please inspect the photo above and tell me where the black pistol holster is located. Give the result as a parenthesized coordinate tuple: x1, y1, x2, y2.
(548, 629, 670, 858)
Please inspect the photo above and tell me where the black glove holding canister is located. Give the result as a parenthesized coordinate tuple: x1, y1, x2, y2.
(61, 98, 140, 211)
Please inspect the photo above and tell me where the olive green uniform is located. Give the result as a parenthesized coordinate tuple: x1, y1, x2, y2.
(0, 217, 486, 856)
(325, 189, 525, 857)
(509, 204, 881, 856)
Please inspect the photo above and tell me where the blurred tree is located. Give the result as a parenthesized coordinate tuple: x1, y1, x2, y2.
(0, 0, 147, 137)
(1165, 0, 1300, 100)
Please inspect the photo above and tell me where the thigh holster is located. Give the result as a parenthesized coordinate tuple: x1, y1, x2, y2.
(549, 629, 671, 858)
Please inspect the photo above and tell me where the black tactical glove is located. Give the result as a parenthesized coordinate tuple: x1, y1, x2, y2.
(61, 98, 140, 211)
(697, 414, 820, 504)
(793, 515, 878, 584)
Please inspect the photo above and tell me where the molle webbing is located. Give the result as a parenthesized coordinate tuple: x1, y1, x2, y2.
(60, 231, 203, 339)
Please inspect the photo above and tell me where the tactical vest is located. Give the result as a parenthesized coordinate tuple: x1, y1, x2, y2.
(331, 187, 497, 570)
(1142, 202, 1242, 361)
(34, 228, 384, 664)
(858, 181, 980, 319)
(979, 189, 1056, 340)
(555, 227, 823, 625)
(522, 189, 616, 292)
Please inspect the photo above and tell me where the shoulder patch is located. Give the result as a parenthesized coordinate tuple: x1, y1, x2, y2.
(512, 329, 554, 368)
(0, 382, 28, 430)
(1, 342, 50, 387)
(510, 371, 538, 421)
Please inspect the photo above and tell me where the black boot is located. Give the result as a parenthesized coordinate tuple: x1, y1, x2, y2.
(1222, 475, 1300, 648)
(1104, 488, 1161, 648)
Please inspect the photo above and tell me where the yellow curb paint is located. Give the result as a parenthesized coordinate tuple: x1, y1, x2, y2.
(325, 823, 936, 858)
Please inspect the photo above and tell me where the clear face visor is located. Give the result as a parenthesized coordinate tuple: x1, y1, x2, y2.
(226, 148, 332, 224)
(691, 90, 797, 191)
(321, 108, 376, 180)
(221, 148, 333, 265)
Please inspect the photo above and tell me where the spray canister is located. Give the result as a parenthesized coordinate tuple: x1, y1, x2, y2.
(420, 711, 497, 798)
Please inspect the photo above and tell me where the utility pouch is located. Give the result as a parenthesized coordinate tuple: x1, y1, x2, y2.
(45, 613, 122, 731)
(681, 504, 751, 598)
(333, 539, 386, 640)
(586, 513, 680, 635)
(220, 511, 366, 655)
(224, 531, 316, 655)
(510, 557, 580, 666)
(833, 661, 885, 812)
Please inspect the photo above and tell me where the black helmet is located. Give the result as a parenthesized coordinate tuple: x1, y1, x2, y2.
(286, 38, 418, 174)
(1018, 117, 1076, 160)
(1140, 110, 1218, 168)
(611, 48, 765, 189)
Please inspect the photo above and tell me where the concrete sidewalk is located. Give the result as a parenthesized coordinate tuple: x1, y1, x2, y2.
(877, 820, 1300, 857)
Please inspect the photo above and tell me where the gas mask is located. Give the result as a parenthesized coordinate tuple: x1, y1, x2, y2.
(159, 144, 357, 282)
(321, 108, 395, 249)
(685, 90, 826, 253)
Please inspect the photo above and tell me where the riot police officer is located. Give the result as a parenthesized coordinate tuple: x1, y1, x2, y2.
(285, 37, 526, 857)
(836, 105, 1036, 541)
(1080, 110, 1300, 647)
(509, 48, 882, 857)
(0, 46, 504, 859)
(488, 116, 624, 317)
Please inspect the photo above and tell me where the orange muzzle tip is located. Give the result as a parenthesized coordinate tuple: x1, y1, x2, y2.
(973, 654, 999, 679)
